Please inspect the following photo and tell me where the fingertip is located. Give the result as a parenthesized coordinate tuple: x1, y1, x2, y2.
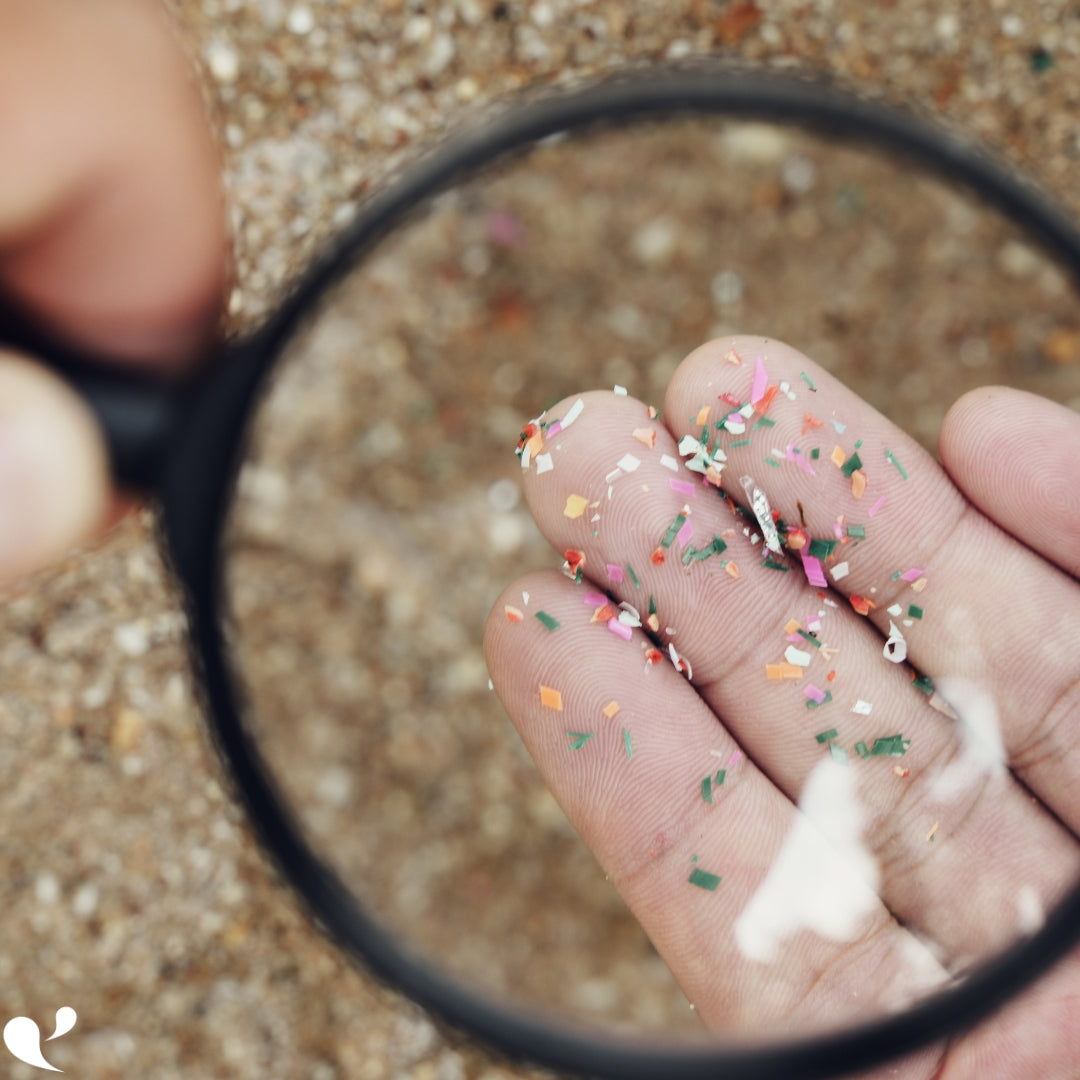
(0, 350, 111, 584)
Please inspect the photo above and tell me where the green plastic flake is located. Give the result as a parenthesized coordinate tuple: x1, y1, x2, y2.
(797, 629, 822, 648)
(841, 451, 863, 478)
(701, 768, 726, 803)
(810, 447, 821, 460)
(870, 734, 910, 756)
(847, 525, 866, 540)
(800, 372, 817, 390)
(808, 538, 838, 559)
(535, 611, 561, 632)
(765, 457, 781, 468)
(566, 732, 595, 750)
(626, 564, 641, 588)
(829, 742, 849, 764)
(908, 605, 924, 620)
(885, 449, 908, 479)
(761, 557, 790, 572)
(661, 512, 688, 549)
(622, 728, 633, 760)
(753, 416, 777, 430)
(688, 867, 722, 891)
(854, 740, 870, 759)
(815, 728, 840, 744)
(912, 674, 934, 695)
(729, 438, 752, 448)
(682, 536, 728, 566)
(806, 691, 833, 709)
(649, 595, 657, 616)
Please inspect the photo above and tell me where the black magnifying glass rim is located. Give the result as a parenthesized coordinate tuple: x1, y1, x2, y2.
(159, 63, 1080, 1080)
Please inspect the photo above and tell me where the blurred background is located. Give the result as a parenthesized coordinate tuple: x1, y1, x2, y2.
(2, 2, 1080, 1077)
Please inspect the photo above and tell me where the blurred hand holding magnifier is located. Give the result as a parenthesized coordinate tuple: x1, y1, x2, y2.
(11, 66, 1080, 1079)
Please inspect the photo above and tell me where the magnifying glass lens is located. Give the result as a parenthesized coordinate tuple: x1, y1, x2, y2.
(218, 117, 1080, 1046)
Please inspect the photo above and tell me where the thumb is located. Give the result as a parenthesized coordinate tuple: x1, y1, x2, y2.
(0, 349, 110, 583)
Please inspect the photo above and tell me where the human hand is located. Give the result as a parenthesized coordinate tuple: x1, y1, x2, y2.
(485, 335, 1080, 1078)
(0, 0, 225, 581)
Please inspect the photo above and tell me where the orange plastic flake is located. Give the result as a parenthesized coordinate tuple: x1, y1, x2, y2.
(603, 700, 621, 719)
(504, 605, 524, 623)
(724, 349, 743, 365)
(633, 427, 657, 448)
(705, 465, 724, 487)
(784, 618, 802, 635)
(755, 385, 779, 414)
(645, 649, 665, 665)
(695, 404, 712, 426)
(803, 413, 824, 432)
(539, 686, 563, 711)
(893, 766, 910, 778)
(850, 595, 876, 616)
(591, 604, 617, 623)
(724, 561, 740, 578)
(564, 494, 589, 519)
(851, 469, 867, 499)
(646, 613, 660, 633)
(565, 549, 586, 573)
(831, 445, 846, 468)
(651, 548, 666, 566)
(785, 527, 807, 550)
(766, 662, 804, 680)
(647, 405, 658, 419)
(826, 669, 837, 682)
(911, 577, 928, 593)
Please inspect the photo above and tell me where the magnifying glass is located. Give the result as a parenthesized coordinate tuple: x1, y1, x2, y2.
(12, 65, 1080, 1079)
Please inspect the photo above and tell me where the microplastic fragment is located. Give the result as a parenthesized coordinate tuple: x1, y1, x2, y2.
(766, 662, 803, 680)
(535, 453, 554, 474)
(851, 700, 873, 715)
(740, 475, 782, 555)
(850, 594, 875, 615)
(751, 358, 769, 404)
(800, 372, 816, 390)
(567, 731, 595, 750)
(504, 605, 524, 623)
(724, 349, 743, 364)
(830, 561, 850, 581)
(561, 398, 585, 427)
(669, 478, 697, 497)
(651, 548, 666, 566)
(753, 416, 776, 430)
(540, 686, 563, 710)
(796, 629, 822, 649)
(618, 453, 642, 473)
(885, 450, 908, 479)
(583, 590, 606, 606)
(688, 867, 722, 891)
(868, 496, 886, 517)
(801, 554, 828, 588)
(829, 742, 849, 764)
(806, 691, 833, 709)
(661, 511, 689, 549)
(535, 611, 561, 632)
(808, 538, 838, 559)
(927, 822, 939, 842)
(854, 740, 869, 758)
(603, 700, 621, 718)
(725, 561, 740, 578)
(660, 454, 679, 472)
(564, 494, 588, 519)
(761, 557, 790, 571)
(607, 618, 633, 641)
(814, 728, 839, 744)
(883, 622, 907, 663)
(804, 684, 828, 704)
(847, 525, 866, 540)
(784, 645, 812, 667)
(633, 427, 657, 448)
(623, 728, 633, 759)
(695, 404, 711, 426)
(606, 564, 624, 584)
(870, 734, 910, 756)
(851, 470, 867, 500)
(908, 605, 924, 620)
(912, 674, 934, 695)
(831, 446, 846, 468)
(613, 385, 628, 396)
(900, 567, 924, 581)
(626, 565, 641, 588)
(810, 447, 821, 459)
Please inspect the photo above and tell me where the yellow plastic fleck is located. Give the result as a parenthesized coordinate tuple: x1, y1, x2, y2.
(766, 662, 804, 680)
(851, 469, 867, 499)
(564, 494, 589, 519)
(603, 700, 621, 719)
(831, 445, 846, 468)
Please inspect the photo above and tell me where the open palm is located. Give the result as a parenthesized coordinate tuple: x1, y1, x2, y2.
(486, 336, 1080, 1079)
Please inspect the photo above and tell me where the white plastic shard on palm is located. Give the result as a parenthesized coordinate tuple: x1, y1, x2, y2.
(735, 758, 881, 963)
